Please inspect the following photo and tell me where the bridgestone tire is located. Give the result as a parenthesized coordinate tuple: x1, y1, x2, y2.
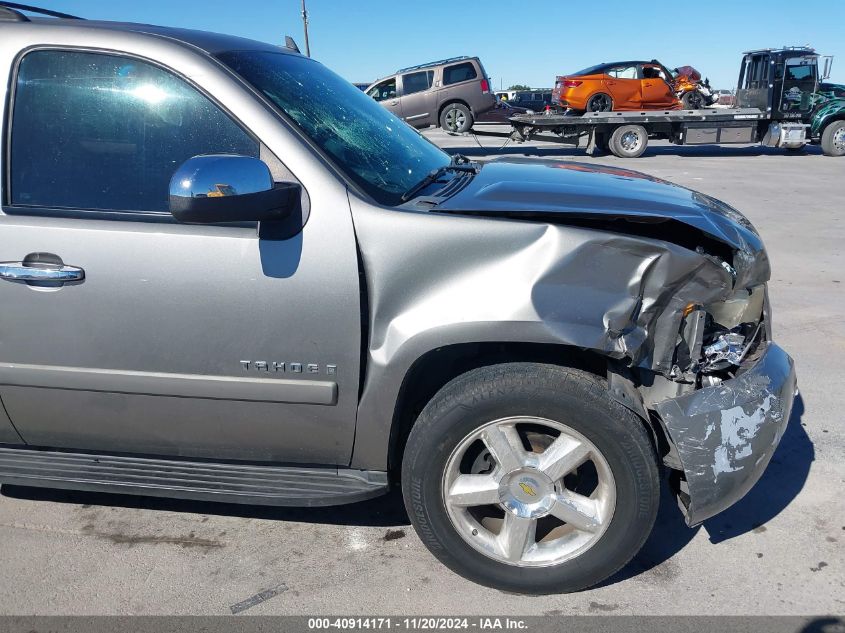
(401, 363, 660, 594)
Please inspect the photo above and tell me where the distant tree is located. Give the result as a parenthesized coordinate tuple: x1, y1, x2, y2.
(508, 84, 531, 91)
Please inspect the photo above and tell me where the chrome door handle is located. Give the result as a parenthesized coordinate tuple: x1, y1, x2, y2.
(0, 262, 85, 282)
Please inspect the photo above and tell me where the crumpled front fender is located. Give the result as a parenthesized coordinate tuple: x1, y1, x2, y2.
(348, 197, 738, 470)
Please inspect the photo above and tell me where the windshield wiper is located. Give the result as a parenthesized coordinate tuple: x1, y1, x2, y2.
(400, 154, 479, 202)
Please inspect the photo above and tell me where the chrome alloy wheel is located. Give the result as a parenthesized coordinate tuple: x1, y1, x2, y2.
(834, 126, 845, 152)
(442, 417, 616, 567)
(445, 107, 466, 131)
(620, 130, 643, 152)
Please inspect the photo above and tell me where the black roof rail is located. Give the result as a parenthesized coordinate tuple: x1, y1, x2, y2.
(742, 46, 815, 55)
(0, 1, 84, 20)
(396, 56, 472, 74)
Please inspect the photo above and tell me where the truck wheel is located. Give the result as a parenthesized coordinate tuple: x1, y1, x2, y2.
(401, 363, 659, 594)
(821, 120, 845, 157)
(609, 125, 648, 158)
(586, 93, 613, 112)
(440, 103, 473, 133)
(681, 90, 704, 110)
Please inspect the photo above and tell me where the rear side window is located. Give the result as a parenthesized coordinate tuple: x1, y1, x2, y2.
(443, 62, 477, 85)
(607, 65, 638, 79)
(746, 55, 769, 85)
(402, 70, 433, 95)
(9, 50, 258, 213)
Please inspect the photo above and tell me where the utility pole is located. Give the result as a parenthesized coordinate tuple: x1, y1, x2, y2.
(301, 0, 311, 57)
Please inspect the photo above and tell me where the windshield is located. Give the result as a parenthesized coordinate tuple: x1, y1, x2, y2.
(218, 51, 450, 205)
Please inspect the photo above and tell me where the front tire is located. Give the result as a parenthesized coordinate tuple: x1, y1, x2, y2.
(681, 90, 705, 110)
(821, 120, 845, 157)
(440, 103, 473, 133)
(401, 363, 659, 594)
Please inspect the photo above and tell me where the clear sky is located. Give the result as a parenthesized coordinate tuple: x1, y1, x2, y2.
(32, 0, 845, 90)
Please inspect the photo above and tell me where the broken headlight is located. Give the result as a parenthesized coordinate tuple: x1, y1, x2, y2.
(703, 330, 747, 366)
(700, 285, 766, 374)
(672, 285, 766, 384)
(701, 323, 761, 371)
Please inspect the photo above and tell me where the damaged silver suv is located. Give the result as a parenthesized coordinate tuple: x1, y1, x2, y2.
(0, 5, 796, 594)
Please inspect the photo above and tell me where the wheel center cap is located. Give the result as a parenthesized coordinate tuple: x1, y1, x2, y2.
(498, 469, 555, 518)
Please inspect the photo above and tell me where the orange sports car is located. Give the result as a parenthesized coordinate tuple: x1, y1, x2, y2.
(553, 60, 682, 112)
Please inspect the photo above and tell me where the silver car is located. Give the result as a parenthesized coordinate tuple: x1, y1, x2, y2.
(366, 56, 496, 132)
(0, 5, 796, 594)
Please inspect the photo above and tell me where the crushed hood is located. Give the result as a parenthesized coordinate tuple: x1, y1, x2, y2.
(435, 158, 764, 256)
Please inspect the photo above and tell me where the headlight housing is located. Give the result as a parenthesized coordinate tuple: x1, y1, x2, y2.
(700, 284, 766, 374)
(672, 285, 766, 383)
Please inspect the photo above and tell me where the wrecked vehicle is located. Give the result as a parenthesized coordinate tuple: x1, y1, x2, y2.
(672, 65, 716, 109)
(552, 60, 716, 112)
(553, 60, 683, 112)
(0, 4, 796, 594)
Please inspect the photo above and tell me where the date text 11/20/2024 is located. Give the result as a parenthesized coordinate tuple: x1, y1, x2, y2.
(307, 617, 528, 630)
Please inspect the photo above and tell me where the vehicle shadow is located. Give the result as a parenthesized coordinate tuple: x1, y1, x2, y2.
(595, 393, 810, 586)
(800, 617, 845, 633)
(445, 146, 582, 159)
(594, 474, 700, 588)
(0, 484, 411, 528)
(644, 144, 824, 159)
(0, 396, 811, 557)
(258, 227, 302, 278)
(444, 141, 825, 160)
(703, 393, 812, 543)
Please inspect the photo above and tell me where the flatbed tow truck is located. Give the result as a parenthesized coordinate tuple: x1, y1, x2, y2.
(508, 47, 845, 158)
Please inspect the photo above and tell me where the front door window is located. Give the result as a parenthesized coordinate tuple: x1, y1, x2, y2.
(367, 78, 397, 102)
(10, 50, 258, 214)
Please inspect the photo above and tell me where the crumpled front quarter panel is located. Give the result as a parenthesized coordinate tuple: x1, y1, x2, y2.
(349, 196, 732, 470)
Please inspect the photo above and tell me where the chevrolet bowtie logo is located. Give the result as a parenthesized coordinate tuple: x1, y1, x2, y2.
(519, 482, 537, 497)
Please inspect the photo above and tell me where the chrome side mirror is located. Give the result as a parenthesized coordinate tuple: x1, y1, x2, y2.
(169, 155, 299, 224)
(822, 56, 833, 81)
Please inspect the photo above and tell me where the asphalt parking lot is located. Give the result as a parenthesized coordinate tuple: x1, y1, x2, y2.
(1, 126, 842, 616)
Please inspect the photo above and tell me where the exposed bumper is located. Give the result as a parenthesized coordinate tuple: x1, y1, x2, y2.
(654, 342, 797, 526)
